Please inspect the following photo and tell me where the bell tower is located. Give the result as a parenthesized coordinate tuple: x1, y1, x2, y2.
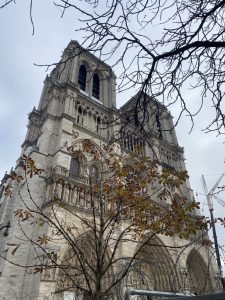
(0, 41, 118, 298)
(0, 41, 221, 299)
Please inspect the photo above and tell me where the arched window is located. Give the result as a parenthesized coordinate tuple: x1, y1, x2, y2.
(78, 65, 87, 91)
(70, 158, 80, 178)
(92, 73, 100, 99)
(77, 106, 82, 124)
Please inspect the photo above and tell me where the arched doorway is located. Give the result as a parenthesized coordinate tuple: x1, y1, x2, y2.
(56, 234, 113, 300)
(124, 236, 180, 293)
(186, 249, 213, 295)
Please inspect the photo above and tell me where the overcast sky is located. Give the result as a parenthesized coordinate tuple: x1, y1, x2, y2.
(0, 1, 225, 270)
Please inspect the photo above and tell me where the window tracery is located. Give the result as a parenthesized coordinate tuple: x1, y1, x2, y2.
(120, 130, 145, 155)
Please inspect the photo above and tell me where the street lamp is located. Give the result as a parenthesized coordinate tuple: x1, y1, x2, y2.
(0, 221, 11, 236)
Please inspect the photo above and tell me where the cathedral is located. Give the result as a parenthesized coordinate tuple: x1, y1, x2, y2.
(0, 41, 222, 299)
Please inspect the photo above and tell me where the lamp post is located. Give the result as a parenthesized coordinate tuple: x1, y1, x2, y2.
(0, 221, 11, 236)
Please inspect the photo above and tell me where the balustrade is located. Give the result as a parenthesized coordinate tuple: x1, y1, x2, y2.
(45, 167, 114, 212)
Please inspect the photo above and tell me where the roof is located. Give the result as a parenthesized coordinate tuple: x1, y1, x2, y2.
(120, 91, 169, 113)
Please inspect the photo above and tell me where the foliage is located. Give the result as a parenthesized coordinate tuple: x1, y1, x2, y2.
(1, 140, 211, 299)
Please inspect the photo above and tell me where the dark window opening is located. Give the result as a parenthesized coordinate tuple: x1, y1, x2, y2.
(156, 113, 163, 139)
(96, 116, 101, 133)
(70, 158, 80, 178)
(78, 65, 87, 91)
(92, 73, 100, 99)
(77, 106, 82, 124)
(83, 293, 91, 300)
(161, 162, 175, 171)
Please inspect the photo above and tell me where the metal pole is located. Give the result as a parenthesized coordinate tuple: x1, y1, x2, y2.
(125, 289, 192, 299)
(202, 175, 225, 291)
(209, 209, 225, 291)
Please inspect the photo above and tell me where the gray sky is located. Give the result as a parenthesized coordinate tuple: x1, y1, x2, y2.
(0, 1, 225, 270)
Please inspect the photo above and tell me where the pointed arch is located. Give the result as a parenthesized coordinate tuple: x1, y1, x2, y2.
(56, 232, 114, 299)
(127, 235, 180, 292)
(69, 139, 108, 178)
(186, 249, 213, 295)
(69, 157, 80, 179)
(68, 146, 88, 179)
(78, 65, 87, 91)
(71, 139, 107, 160)
(92, 73, 100, 99)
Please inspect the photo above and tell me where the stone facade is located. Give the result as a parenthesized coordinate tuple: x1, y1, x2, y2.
(0, 41, 222, 299)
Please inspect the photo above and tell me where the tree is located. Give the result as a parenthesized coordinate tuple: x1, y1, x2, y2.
(0, 139, 213, 300)
(1, 0, 225, 135)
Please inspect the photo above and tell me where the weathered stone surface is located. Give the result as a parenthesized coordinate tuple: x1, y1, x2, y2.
(0, 41, 221, 299)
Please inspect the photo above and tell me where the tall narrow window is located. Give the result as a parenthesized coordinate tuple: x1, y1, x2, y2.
(70, 158, 80, 178)
(96, 116, 101, 133)
(78, 65, 87, 91)
(92, 73, 100, 99)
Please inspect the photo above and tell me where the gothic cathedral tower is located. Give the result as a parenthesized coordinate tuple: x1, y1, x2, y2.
(0, 41, 221, 299)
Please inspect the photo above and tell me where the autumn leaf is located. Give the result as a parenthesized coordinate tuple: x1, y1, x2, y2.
(7, 243, 21, 255)
(201, 239, 213, 247)
(83, 139, 92, 148)
(4, 185, 12, 197)
(22, 156, 45, 177)
(9, 171, 23, 183)
(37, 234, 51, 245)
(11, 244, 20, 255)
(103, 184, 111, 194)
(15, 209, 33, 221)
